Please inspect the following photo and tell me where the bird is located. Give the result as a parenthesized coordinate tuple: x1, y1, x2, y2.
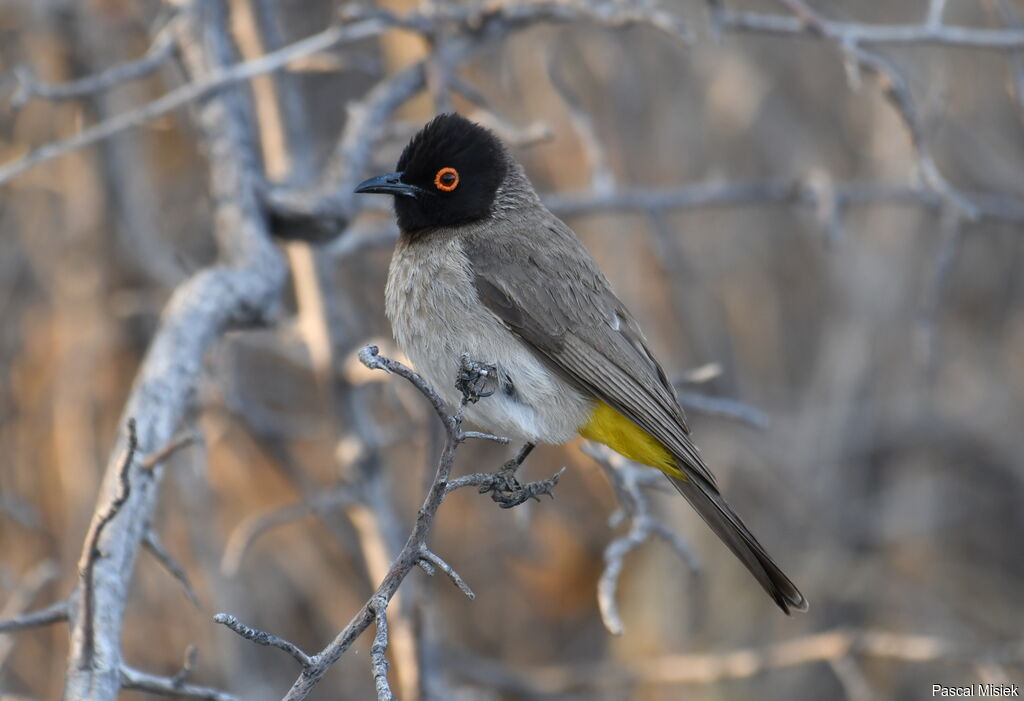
(354, 112, 807, 614)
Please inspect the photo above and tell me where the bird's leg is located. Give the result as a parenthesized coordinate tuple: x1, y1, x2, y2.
(482, 443, 564, 509)
(502, 442, 535, 479)
(493, 442, 535, 494)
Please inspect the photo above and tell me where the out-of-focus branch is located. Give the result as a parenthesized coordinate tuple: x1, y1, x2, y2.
(143, 529, 200, 607)
(60, 1, 286, 697)
(264, 61, 428, 228)
(0, 15, 390, 187)
(451, 628, 1024, 693)
(725, 0, 981, 221)
(581, 444, 700, 635)
(0, 560, 63, 669)
(715, 5, 1024, 49)
(140, 429, 200, 470)
(674, 390, 769, 429)
(549, 42, 615, 194)
(121, 652, 239, 701)
(10, 15, 182, 109)
(219, 486, 357, 577)
(119, 645, 238, 701)
(544, 179, 1024, 223)
(216, 346, 563, 700)
(0, 598, 69, 635)
(0, 0, 688, 189)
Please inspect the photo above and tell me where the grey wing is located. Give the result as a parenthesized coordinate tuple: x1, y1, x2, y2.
(466, 219, 809, 614)
(465, 220, 717, 487)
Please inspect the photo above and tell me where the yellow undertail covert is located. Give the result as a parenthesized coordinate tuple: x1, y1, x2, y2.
(578, 401, 684, 479)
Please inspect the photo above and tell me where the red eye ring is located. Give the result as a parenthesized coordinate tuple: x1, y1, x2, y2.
(434, 167, 459, 192)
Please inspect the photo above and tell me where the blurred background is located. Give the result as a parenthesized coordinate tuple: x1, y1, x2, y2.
(2, 0, 1023, 699)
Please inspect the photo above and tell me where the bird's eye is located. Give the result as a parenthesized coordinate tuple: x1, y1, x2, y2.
(434, 167, 459, 192)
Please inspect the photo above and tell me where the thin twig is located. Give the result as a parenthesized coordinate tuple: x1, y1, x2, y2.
(219, 486, 357, 577)
(828, 655, 874, 701)
(141, 429, 199, 470)
(674, 390, 770, 429)
(545, 179, 1024, 222)
(419, 549, 475, 599)
(0, 598, 70, 635)
(0, 561, 67, 641)
(718, 7, 1024, 49)
(582, 443, 700, 635)
(11, 16, 181, 109)
(121, 659, 239, 701)
(449, 628, 1024, 692)
(0, 1, 691, 189)
(212, 614, 312, 668)
(218, 346, 558, 700)
(142, 530, 199, 607)
(0, 17, 390, 186)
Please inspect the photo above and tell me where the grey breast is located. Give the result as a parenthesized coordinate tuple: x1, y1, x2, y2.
(384, 228, 593, 444)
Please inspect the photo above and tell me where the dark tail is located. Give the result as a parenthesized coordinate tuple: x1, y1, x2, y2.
(667, 473, 808, 614)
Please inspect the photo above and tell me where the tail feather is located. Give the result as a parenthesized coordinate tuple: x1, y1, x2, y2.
(667, 473, 808, 614)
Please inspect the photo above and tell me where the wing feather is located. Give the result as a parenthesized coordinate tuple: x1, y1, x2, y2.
(466, 219, 716, 487)
(464, 215, 807, 614)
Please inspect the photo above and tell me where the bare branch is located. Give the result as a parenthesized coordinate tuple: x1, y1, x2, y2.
(451, 79, 554, 147)
(0, 599, 70, 635)
(717, 7, 1024, 49)
(216, 346, 559, 700)
(0, 17, 390, 187)
(358, 345, 457, 432)
(212, 614, 312, 669)
(993, 0, 1024, 110)
(121, 647, 238, 701)
(11, 16, 181, 109)
(219, 486, 357, 577)
(419, 549, 475, 600)
(77, 419, 139, 667)
(828, 655, 874, 701)
(916, 207, 963, 371)
(142, 530, 199, 608)
(369, 597, 394, 701)
(597, 524, 648, 636)
(141, 429, 200, 470)
(545, 178, 1024, 223)
(582, 444, 700, 635)
(674, 390, 770, 429)
(62, 2, 288, 695)
(460, 430, 511, 444)
(267, 60, 427, 228)
(1, 1, 690, 190)
(550, 44, 615, 194)
(0, 562, 66, 666)
(451, 628, 1024, 692)
(0, 495, 41, 530)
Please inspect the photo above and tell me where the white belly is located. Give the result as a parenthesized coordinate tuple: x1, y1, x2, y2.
(385, 234, 593, 444)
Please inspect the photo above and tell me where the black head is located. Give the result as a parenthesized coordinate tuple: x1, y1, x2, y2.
(354, 113, 508, 233)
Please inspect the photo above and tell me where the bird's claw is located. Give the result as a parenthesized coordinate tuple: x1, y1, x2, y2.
(456, 354, 497, 404)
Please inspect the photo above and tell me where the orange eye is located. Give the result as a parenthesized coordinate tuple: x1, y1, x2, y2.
(434, 167, 459, 192)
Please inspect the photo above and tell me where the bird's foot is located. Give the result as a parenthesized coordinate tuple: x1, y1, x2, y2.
(480, 467, 565, 509)
(480, 443, 561, 509)
(456, 354, 497, 405)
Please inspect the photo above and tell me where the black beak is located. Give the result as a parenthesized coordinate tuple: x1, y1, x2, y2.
(354, 172, 421, 198)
